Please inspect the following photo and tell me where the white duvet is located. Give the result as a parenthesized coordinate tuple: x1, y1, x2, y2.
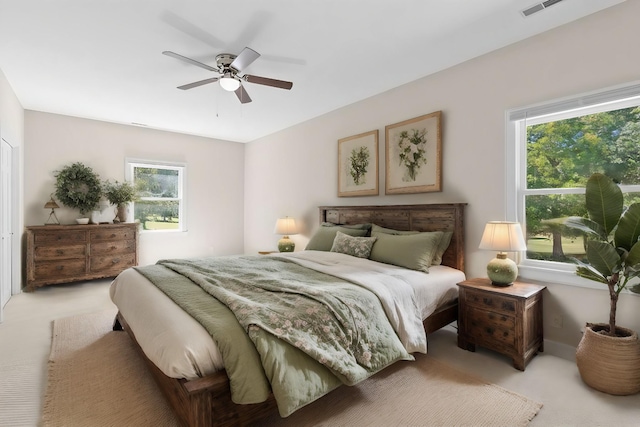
(109, 251, 464, 380)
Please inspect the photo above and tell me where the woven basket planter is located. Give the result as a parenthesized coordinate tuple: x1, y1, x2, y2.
(576, 323, 640, 395)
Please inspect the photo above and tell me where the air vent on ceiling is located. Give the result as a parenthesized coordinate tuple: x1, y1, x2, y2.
(521, 0, 564, 17)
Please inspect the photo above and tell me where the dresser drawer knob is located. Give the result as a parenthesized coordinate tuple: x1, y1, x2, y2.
(56, 249, 64, 255)
(111, 234, 116, 238)
(112, 258, 120, 264)
(56, 265, 64, 270)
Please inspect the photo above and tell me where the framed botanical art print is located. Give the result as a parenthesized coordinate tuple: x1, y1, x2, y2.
(385, 111, 442, 194)
(338, 130, 379, 197)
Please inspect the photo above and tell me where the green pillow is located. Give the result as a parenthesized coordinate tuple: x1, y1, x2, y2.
(431, 231, 453, 266)
(371, 224, 419, 236)
(369, 231, 443, 272)
(306, 226, 368, 251)
(330, 231, 377, 258)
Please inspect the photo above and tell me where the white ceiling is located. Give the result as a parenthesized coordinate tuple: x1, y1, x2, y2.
(0, 0, 625, 143)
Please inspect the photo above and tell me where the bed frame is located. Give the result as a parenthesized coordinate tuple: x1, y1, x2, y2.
(114, 203, 466, 426)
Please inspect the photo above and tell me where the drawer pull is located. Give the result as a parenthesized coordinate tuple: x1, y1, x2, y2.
(485, 327, 495, 335)
(56, 265, 64, 270)
(111, 234, 116, 238)
(112, 258, 120, 264)
(56, 249, 64, 255)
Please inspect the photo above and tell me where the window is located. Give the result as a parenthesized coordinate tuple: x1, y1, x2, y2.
(507, 83, 640, 287)
(126, 159, 186, 232)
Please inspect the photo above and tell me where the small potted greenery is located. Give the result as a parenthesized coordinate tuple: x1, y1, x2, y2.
(564, 173, 640, 395)
(103, 180, 137, 223)
(54, 162, 103, 222)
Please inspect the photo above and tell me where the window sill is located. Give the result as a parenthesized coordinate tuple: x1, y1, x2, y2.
(518, 263, 640, 296)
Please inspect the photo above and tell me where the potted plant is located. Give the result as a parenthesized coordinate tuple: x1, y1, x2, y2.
(564, 173, 640, 395)
(103, 180, 137, 223)
(54, 162, 103, 223)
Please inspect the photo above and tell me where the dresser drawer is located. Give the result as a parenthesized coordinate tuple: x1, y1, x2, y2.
(34, 244, 86, 260)
(90, 253, 136, 273)
(465, 289, 517, 315)
(91, 239, 135, 256)
(91, 228, 136, 242)
(34, 260, 87, 280)
(34, 231, 87, 245)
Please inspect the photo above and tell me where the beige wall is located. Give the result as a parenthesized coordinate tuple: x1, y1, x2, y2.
(245, 1, 640, 349)
(24, 111, 245, 266)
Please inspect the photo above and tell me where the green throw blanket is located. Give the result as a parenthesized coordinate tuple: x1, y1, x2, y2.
(135, 255, 412, 417)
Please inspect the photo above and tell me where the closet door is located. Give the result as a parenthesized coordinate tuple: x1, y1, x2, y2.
(1, 138, 13, 319)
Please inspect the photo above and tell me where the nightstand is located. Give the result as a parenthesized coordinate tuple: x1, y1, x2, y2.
(457, 278, 546, 371)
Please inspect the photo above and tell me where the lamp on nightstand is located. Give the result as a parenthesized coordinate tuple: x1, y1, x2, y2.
(479, 221, 527, 286)
(274, 217, 299, 252)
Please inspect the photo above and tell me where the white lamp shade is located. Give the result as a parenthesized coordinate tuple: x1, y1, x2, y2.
(274, 217, 298, 236)
(479, 221, 527, 252)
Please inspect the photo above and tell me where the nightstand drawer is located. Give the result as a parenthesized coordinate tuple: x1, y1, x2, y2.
(467, 307, 515, 347)
(465, 289, 516, 315)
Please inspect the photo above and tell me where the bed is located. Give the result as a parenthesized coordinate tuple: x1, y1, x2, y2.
(111, 203, 466, 426)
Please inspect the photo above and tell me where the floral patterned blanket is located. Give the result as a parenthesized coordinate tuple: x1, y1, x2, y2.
(136, 254, 414, 417)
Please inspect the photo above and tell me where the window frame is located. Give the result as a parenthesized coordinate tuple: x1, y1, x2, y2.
(125, 158, 187, 233)
(506, 81, 640, 289)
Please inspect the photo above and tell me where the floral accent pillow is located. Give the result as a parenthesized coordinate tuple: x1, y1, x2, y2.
(330, 231, 378, 258)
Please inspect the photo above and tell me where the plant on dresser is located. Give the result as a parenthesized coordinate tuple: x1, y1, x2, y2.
(103, 180, 138, 223)
(25, 223, 138, 291)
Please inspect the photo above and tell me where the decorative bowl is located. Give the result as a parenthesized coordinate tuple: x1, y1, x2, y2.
(76, 218, 90, 225)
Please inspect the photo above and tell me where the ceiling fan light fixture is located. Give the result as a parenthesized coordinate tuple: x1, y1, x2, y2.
(219, 74, 240, 92)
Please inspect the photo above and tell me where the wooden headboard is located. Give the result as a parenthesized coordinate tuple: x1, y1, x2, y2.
(318, 203, 466, 272)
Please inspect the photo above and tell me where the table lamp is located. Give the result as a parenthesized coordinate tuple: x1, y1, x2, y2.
(479, 221, 527, 286)
(44, 195, 60, 225)
(274, 217, 298, 252)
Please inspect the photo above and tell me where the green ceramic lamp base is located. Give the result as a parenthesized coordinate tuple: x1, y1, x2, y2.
(278, 236, 295, 252)
(487, 252, 518, 286)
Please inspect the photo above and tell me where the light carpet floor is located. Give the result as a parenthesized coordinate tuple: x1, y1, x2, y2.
(42, 310, 542, 426)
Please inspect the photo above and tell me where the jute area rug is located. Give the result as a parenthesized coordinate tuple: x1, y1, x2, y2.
(43, 310, 542, 426)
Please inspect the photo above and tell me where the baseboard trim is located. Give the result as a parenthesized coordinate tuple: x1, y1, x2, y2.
(543, 338, 576, 362)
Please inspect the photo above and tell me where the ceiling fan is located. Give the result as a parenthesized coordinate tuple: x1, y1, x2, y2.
(163, 47, 293, 104)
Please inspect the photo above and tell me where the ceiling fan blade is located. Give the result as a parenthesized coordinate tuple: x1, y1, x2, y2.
(230, 47, 260, 72)
(162, 51, 219, 72)
(244, 74, 293, 90)
(235, 84, 252, 104)
(177, 77, 219, 90)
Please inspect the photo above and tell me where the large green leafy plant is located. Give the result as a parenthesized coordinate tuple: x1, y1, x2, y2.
(564, 173, 640, 337)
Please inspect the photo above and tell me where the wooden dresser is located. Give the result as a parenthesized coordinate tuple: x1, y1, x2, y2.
(457, 277, 546, 371)
(25, 223, 138, 292)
